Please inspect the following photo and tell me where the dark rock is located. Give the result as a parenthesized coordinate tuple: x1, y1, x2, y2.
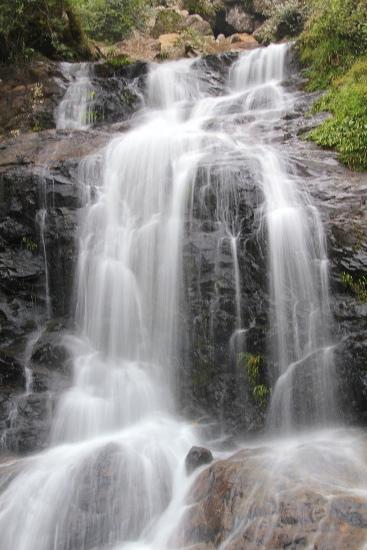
(186, 446, 213, 474)
(0, 352, 25, 391)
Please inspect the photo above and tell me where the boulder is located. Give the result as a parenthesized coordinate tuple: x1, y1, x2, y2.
(151, 9, 186, 39)
(225, 6, 255, 34)
(185, 14, 214, 36)
(158, 33, 184, 59)
(229, 33, 259, 49)
(176, 438, 367, 549)
(185, 446, 213, 474)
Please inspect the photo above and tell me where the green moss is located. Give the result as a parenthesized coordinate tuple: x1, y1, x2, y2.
(341, 272, 367, 302)
(106, 54, 132, 68)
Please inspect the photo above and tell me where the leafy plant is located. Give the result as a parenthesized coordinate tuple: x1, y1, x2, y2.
(307, 57, 367, 170)
(22, 236, 38, 253)
(299, 0, 367, 170)
(299, 0, 367, 89)
(0, 0, 90, 62)
(341, 272, 367, 302)
(73, 0, 150, 42)
(238, 352, 271, 406)
(183, 0, 218, 19)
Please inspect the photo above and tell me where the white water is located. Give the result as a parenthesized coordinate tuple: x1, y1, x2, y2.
(56, 63, 95, 130)
(0, 44, 353, 549)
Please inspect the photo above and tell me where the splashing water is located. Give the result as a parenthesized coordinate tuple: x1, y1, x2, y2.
(0, 44, 350, 550)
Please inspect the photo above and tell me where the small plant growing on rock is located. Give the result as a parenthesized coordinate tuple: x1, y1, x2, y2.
(341, 272, 367, 302)
(22, 236, 38, 253)
(238, 352, 271, 407)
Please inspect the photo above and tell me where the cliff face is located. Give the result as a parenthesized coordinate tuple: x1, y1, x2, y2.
(0, 53, 366, 458)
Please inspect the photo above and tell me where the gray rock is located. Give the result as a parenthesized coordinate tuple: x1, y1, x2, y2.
(185, 446, 213, 474)
(225, 6, 255, 34)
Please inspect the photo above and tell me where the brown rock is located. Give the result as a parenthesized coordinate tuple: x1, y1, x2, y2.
(173, 443, 367, 549)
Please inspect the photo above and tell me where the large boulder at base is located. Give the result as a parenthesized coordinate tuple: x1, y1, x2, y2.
(175, 436, 367, 549)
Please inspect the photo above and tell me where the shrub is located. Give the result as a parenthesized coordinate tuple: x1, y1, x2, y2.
(299, 0, 367, 89)
(151, 9, 183, 38)
(73, 0, 151, 43)
(0, 0, 90, 62)
(183, 0, 218, 19)
(254, 0, 306, 44)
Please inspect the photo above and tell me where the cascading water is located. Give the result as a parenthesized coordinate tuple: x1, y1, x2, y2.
(56, 62, 95, 130)
(0, 43, 358, 550)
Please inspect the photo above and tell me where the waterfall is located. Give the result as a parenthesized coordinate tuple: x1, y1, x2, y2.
(0, 44, 339, 549)
(56, 63, 95, 130)
(230, 44, 336, 430)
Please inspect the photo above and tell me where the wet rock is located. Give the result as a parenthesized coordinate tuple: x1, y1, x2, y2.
(185, 446, 213, 474)
(0, 352, 25, 391)
(4, 392, 54, 454)
(0, 61, 64, 137)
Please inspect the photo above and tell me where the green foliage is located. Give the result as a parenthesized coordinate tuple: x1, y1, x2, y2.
(254, 0, 306, 44)
(73, 0, 150, 43)
(299, 0, 367, 171)
(22, 236, 38, 253)
(151, 9, 183, 38)
(341, 272, 367, 302)
(106, 54, 132, 68)
(299, 0, 367, 89)
(307, 58, 367, 170)
(252, 384, 270, 405)
(0, 0, 90, 63)
(183, 0, 217, 19)
(238, 352, 270, 407)
(174, 28, 207, 52)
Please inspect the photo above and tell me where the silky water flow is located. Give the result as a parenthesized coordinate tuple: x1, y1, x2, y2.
(0, 44, 366, 550)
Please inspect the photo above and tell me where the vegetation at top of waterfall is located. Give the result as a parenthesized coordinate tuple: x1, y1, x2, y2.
(0, 0, 152, 63)
(72, 0, 150, 43)
(0, 0, 91, 62)
(299, 0, 367, 170)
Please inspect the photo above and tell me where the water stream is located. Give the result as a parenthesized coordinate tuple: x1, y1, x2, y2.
(0, 44, 364, 549)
